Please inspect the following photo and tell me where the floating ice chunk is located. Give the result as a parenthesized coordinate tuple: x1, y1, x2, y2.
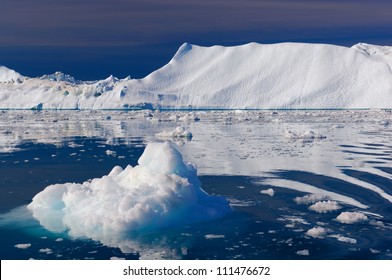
(178, 114, 200, 122)
(285, 130, 326, 140)
(156, 127, 193, 139)
(105, 150, 116, 156)
(369, 220, 386, 228)
(336, 211, 368, 224)
(27, 142, 231, 245)
(279, 215, 309, 225)
(39, 248, 53, 254)
(260, 188, 275, 197)
(308, 201, 341, 213)
(296, 249, 309, 256)
(110, 256, 126, 260)
(204, 234, 225, 239)
(329, 234, 357, 244)
(306, 226, 329, 238)
(15, 243, 31, 249)
(294, 194, 327, 205)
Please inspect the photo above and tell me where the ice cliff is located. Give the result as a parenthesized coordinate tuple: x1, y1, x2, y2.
(1, 42, 392, 109)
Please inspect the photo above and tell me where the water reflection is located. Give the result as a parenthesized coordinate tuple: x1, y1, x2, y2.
(1, 109, 392, 259)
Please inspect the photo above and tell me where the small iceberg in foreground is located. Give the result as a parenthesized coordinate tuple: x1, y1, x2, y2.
(27, 142, 231, 242)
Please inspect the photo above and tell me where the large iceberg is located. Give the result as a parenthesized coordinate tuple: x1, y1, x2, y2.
(1, 42, 392, 109)
(27, 141, 231, 243)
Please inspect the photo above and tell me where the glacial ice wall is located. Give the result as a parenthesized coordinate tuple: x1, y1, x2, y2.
(1, 42, 392, 109)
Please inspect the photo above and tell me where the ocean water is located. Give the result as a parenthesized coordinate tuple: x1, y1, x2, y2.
(0, 109, 391, 260)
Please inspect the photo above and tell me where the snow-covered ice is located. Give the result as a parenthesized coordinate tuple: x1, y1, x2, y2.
(204, 234, 225, 239)
(306, 226, 329, 238)
(308, 201, 341, 213)
(156, 127, 193, 139)
(336, 212, 368, 224)
(27, 142, 231, 243)
(39, 248, 53, 254)
(14, 243, 31, 249)
(1, 42, 392, 109)
(329, 234, 357, 244)
(260, 188, 275, 197)
(296, 249, 309, 256)
(285, 130, 326, 141)
(0, 66, 25, 83)
(295, 194, 328, 205)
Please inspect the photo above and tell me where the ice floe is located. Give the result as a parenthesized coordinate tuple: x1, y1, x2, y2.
(260, 188, 275, 197)
(27, 141, 231, 247)
(336, 212, 368, 224)
(308, 201, 341, 213)
(306, 226, 329, 238)
(14, 243, 31, 249)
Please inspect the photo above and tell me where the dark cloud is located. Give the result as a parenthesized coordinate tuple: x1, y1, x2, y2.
(1, 0, 392, 79)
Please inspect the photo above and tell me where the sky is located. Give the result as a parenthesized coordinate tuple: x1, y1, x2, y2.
(1, 0, 392, 80)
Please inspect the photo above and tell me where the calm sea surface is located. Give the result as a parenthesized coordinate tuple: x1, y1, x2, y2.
(1, 109, 391, 259)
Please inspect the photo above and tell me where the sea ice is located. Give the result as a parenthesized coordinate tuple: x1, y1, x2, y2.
(336, 211, 368, 224)
(308, 201, 341, 213)
(329, 234, 357, 244)
(296, 249, 309, 256)
(295, 194, 328, 205)
(156, 127, 193, 139)
(260, 188, 275, 197)
(110, 256, 126, 260)
(14, 243, 31, 249)
(39, 248, 53, 254)
(306, 226, 329, 238)
(204, 234, 225, 239)
(285, 130, 326, 141)
(27, 141, 231, 243)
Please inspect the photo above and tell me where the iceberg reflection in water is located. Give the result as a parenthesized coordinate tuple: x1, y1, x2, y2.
(0, 109, 391, 259)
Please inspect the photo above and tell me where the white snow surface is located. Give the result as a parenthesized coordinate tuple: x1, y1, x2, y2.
(306, 226, 329, 238)
(351, 43, 392, 69)
(285, 130, 326, 140)
(1, 42, 392, 109)
(296, 249, 309, 256)
(156, 127, 193, 139)
(329, 234, 357, 244)
(336, 211, 368, 224)
(27, 141, 231, 243)
(308, 200, 341, 213)
(14, 243, 32, 249)
(260, 188, 275, 197)
(0, 66, 25, 83)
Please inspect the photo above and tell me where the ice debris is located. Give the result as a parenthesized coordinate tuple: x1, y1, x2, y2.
(336, 211, 368, 224)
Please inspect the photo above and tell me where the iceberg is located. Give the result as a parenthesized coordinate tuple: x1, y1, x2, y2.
(27, 141, 231, 243)
(1, 42, 392, 109)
